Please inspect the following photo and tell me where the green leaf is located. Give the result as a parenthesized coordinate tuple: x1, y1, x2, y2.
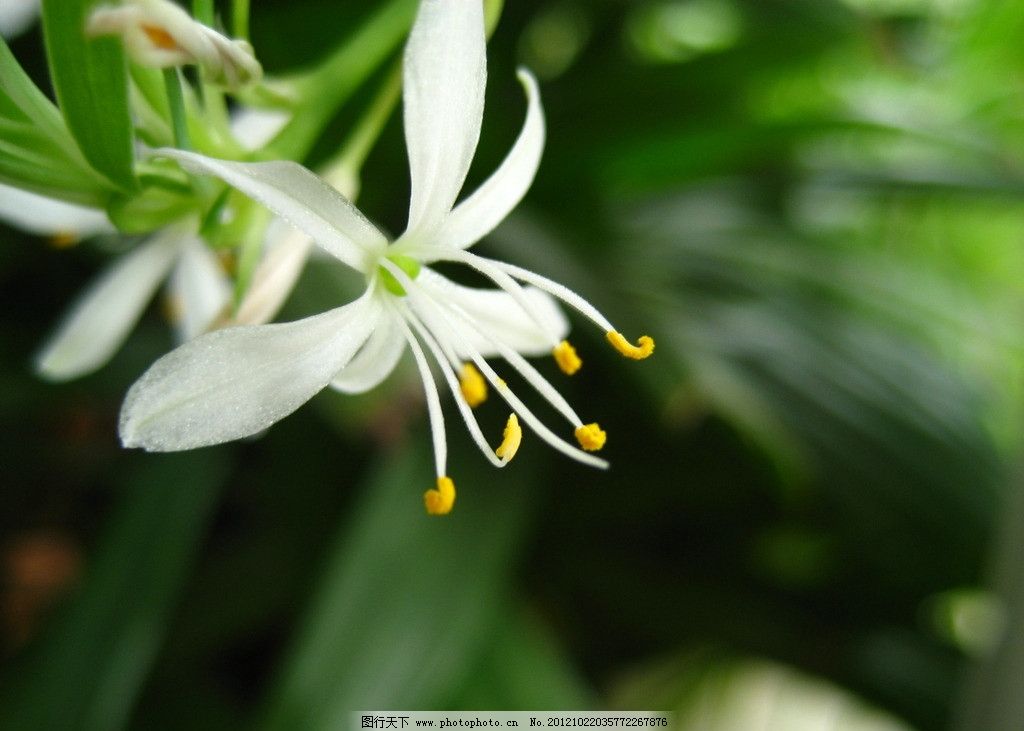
(456, 608, 597, 710)
(0, 37, 110, 203)
(268, 0, 416, 160)
(259, 440, 532, 728)
(0, 451, 229, 731)
(41, 0, 136, 191)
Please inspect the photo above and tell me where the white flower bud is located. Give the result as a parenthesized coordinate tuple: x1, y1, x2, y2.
(87, 0, 261, 89)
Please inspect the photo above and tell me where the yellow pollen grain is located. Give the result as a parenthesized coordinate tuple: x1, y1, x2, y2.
(48, 232, 79, 249)
(553, 340, 582, 375)
(424, 476, 456, 515)
(574, 423, 607, 451)
(141, 24, 180, 50)
(495, 413, 522, 462)
(162, 294, 184, 325)
(459, 363, 487, 407)
(606, 331, 655, 360)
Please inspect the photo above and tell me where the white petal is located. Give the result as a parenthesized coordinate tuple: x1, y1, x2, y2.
(0, 0, 38, 39)
(156, 149, 386, 272)
(330, 309, 406, 394)
(403, 0, 486, 234)
(0, 183, 112, 238)
(35, 229, 185, 381)
(230, 107, 290, 151)
(119, 295, 380, 451)
(417, 269, 567, 357)
(439, 70, 544, 249)
(167, 238, 231, 342)
(231, 220, 312, 326)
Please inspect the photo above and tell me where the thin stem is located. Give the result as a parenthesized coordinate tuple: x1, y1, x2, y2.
(232, 0, 250, 40)
(268, 0, 416, 160)
(162, 68, 191, 151)
(192, 0, 215, 26)
(341, 62, 401, 172)
(320, 61, 402, 189)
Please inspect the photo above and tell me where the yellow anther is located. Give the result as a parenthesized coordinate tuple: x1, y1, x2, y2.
(606, 331, 655, 360)
(141, 23, 181, 51)
(553, 340, 582, 375)
(162, 294, 184, 325)
(574, 423, 607, 451)
(48, 232, 79, 249)
(459, 363, 488, 407)
(495, 413, 522, 463)
(424, 476, 456, 515)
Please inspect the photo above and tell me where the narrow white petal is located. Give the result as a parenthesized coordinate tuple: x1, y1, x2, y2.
(155, 149, 386, 272)
(231, 221, 312, 326)
(0, 183, 112, 238)
(439, 70, 544, 249)
(35, 229, 185, 381)
(0, 0, 39, 39)
(417, 269, 567, 357)
(119, 295, 380, 452)
(403, 0, 486, 234)
(168, 238, 231, 342)
(330, 308, 406, 394)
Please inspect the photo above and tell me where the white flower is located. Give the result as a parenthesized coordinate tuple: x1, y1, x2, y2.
(34, 220, 232, 380)
(86, 0, 261, 88)
(0, 0, 39, 39)
(28, 108, 306, 381)
(119, 0, 653, 515)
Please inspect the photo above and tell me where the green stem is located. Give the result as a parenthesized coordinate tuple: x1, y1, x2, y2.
(232, 0, 250, 40)
(268, 0, 416, 160)
(192, 0, 215, 26)
(325, 61, 402, 180)
(163, 68, 191, 151)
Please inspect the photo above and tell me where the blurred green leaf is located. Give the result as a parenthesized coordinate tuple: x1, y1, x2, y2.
(41, 0, 136, 191)
(0, 451, 229, 731)
(259, 439, 532, 728)
(0, 37, 110, 204)
(268, 0, 416, 160)
(456, 608, 597, 710)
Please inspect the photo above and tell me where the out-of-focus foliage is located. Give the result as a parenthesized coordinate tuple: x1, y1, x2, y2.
(2, 0, 1023, 729)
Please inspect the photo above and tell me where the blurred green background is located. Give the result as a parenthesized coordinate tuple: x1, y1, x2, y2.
(3, 0, 1024, 728)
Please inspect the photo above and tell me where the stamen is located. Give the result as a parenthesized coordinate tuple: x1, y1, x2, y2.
(575, 423, 607, 451)
(404, 247, 563, 348)
(49, 232, 79, 249)
(459, 363, 488, 407)
(396, 315, 448, 482)
(424, 476, 456, 515)
(495, 414, 522, 463)
(141, 24, 180, 51)
(380, 259, 609, 470)
(403, 308, 505, 470)
(162, 294, 185, 325)
(607, 331, 655, 360)
(442, 299, 584, 427)
(553, 340, 582, 375)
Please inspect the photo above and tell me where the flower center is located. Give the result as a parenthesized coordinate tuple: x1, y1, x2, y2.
(377, 254, 422, 296)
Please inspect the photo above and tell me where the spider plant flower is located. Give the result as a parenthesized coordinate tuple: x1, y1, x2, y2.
(86, 0, 261, 88)
(29, 107, 303, 381)
(118, 0, 653, 514)
(34, 219, 231, 380)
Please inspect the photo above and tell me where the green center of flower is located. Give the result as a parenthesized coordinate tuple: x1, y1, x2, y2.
(378, 254, 422, 296)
